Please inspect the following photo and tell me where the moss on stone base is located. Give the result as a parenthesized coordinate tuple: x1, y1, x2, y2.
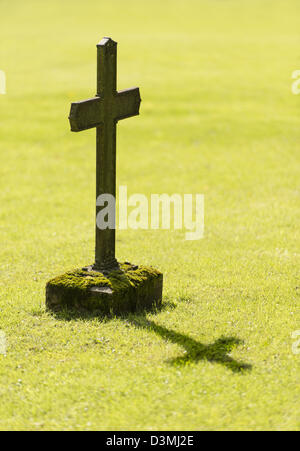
(46, 262, 163, 314)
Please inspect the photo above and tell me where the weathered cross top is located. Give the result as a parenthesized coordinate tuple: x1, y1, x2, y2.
(69, 38, 141, 271)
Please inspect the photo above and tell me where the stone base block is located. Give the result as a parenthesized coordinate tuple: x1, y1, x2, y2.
(46, 262, 163, 314)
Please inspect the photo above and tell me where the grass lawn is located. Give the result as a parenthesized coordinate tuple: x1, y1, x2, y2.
(0, 0, 299, 431)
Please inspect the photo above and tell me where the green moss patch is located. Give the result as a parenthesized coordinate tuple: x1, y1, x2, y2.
(46, 263, 163, 314)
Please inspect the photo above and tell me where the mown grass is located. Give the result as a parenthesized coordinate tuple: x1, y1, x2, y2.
(0, 0, 299, 430)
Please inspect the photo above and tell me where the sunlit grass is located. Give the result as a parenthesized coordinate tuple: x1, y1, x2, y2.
(0, 0, 299, 431)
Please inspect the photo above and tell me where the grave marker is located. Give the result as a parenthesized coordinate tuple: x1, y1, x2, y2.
(46, 38, 163, 313)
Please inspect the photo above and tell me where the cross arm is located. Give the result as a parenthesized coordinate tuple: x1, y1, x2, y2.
(69, 97, 103, 132)
(114, 87, 141, 122)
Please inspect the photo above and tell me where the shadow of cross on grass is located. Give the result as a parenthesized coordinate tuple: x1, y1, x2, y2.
(49, 304, 251, 373)
(126, 315, 252, 373)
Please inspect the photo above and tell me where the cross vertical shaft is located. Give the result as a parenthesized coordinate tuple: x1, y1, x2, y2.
(69, 37, 141, 272)
(95, 38, 118, 270)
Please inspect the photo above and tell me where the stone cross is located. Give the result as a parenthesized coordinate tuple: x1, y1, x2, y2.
(69, 38, 141, 271)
